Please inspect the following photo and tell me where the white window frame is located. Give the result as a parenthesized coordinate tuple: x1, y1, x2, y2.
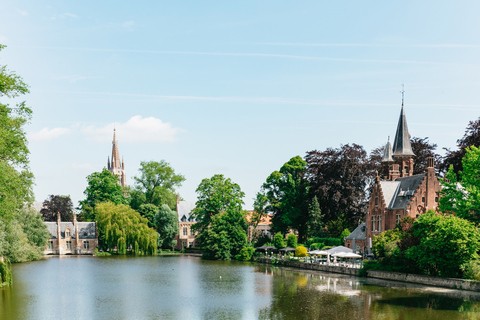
(66, 241, 71, 250)
(84, 241, 89, 250)
(378, 215, 382, 232)
(396, 214, 401, 225)
(372, 216, 376, 231)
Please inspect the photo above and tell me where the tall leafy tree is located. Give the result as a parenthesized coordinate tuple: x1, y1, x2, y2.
(40, 195, 74, 222)
(79, 168, 128, 221)
(306, 144, 373, 228)
(132, 160, 185, 210)
(192, 174, 247, 260)
(256, 156, 310, 242)
(137, 203, 158, 228)
(154, 204, 179, 249)
(441, 118, 480, 175)
(307, 196, 324, 238)
(410, 137, 441, 175)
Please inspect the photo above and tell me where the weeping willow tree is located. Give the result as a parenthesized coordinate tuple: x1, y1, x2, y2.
(95, 202, 157, 255)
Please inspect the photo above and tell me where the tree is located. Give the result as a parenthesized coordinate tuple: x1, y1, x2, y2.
(40, 195, 74, 222)
(439, 146, 480, 224)
(132, 160, 185, 210)
(307, 196, 324, 238)
(137, 203, 158, 228)
(250, 192, 269, 242)
(95, 202, 157, 254)
(306, 144, 373, 228)
(78, 169, 128, 221)
(257, 156, 310, 242)
(273, 232, 285, 249)
(154, 204, 179, 249)
(410, 137, 442, 175)
(287, 234, 297, 248)
(441, 118, 480, 174)
(192, 174, 245, 233)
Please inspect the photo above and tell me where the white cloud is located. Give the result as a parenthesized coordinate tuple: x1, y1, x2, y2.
(122, 21, 135, 31)
(16, 8, 28, 16)
(82, 115, 183, 143)
(51, 12, 78, 20)
(29, 127, 72, 141)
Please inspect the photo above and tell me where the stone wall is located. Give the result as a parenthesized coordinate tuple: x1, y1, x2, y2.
(257, 258, 360, 277)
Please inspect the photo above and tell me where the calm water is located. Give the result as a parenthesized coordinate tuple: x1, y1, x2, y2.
(1, 256, 480, 320)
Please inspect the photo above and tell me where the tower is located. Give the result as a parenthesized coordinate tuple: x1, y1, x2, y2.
(107, 129, 127, 187)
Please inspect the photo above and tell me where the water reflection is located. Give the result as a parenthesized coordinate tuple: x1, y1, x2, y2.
(1, 257, 480, 319)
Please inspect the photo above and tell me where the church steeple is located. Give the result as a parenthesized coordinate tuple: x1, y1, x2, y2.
(107, 128, 127, 187)
(392, 105, 415, 157)
(381, 137, 394, 163)
(111, 129, 121, 169)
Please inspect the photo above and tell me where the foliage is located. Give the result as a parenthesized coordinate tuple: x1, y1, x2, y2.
(295, 246, 307, 257)
(440, 146, 480, 224)
(372, 228, 401, 258)
(306, 237, 341, 247)
(410, 137, 442, 175)
(198, 210, 248, 260)
(154, 204, 179, 249)
(137, 203, 158, 228)
(461, 260, 480, 281)
(309, 243, 325, 250)
(95, 202, 157, 255)
(254, 235, 272, 247)
(340, 228, 351, 240)
(306, 144, 373, 228)
(235, 246, 255, 261)
(273, 232, 285, 249)
(307, 196, 325, 238)
(0, 259, 12, 287)
(131, 160, 185, 210)
(17, 207, 50, 249)
(256, 156, 310, 242)
(79, 169, 128, 221)
(192, 174, 245, 233)
(441, 117, 480, 174)
(250, 192, 269, 243)
(40, 194, 74, 222)
(326, 215, 348, 238)
(358, 260, 381, 277)
(287, 234, 297, 248)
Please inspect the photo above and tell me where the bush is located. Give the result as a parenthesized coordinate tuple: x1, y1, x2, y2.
(287, 234, 298, 248)
(235, 247, 256, 261)
(306, 237, 341, 247)
(295, 246, 307, 257)
(462, 260, 480, 281)
(309, 242, 325, 250)
(358, 260, 381, 277)
(255, 235, 272, 247)
(273, 232, 285, 248)
(0, 259, 12, 287)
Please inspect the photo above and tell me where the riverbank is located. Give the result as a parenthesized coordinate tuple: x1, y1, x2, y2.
(256, 257, 480, 292)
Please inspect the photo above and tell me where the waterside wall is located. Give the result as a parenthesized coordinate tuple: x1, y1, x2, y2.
(256, 257, 480, 292)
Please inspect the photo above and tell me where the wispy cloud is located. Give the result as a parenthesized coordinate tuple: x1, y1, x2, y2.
(238, 42, 480, 49)
(82, 115, 183, 143)
(51, 12, 78, 20)
(17, 45, 473, 66)
(29, 127, 72, 141)
(15, 8, 28, 16)
(54, 75, 101, 83)
(122, 21, 135, 31)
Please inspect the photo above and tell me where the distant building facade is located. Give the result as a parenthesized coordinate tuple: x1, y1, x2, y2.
(107, 129, 127, 187)
(365, 103, 441, 252)
(44, 213, 98, 255)
(246, 211, 273, 243)
(175, 200, 199, 250)
(344, 223, 366, 253)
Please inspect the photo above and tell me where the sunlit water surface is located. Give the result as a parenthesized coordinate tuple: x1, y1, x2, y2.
(1, 255, 480, 319)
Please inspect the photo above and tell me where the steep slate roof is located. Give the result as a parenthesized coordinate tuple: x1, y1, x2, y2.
(388, 174, 425, 210)
(44, 222, 96, 239)
(346, 223, 366, 240)
(392, 106, 415, 157)
(178, 201, 197, 222)
(379, 180, 400, 207)
(381, 138, 394, 162)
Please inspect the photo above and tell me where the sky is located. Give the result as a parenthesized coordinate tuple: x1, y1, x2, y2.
(1, 1, 480, 210)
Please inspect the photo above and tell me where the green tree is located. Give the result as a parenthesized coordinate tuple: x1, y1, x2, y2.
(154, 204, 179, 249)
(40, 195, 74, 222)
(273, 232, 285, 249)
(79, 169, 128, 221)
(440, 146, 480, 224)
(307, 196, 324, 238)
(257, 156, 310, 242)
(192, 174, 247, 260)
(132, 160, 185, 210)
(287, 234, 297, 248)
(95, 202, 157, 254)
(137, 203, 158, 228)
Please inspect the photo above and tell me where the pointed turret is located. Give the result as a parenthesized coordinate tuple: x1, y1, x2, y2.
(381, 137, 394, 163)
(107, 128, 127, 187)
(392, 106, 415, 157)
(111, 129, 121, 168)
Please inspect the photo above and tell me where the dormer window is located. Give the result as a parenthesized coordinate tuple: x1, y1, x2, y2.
(181, 215, 187, 222)
(66, 230, 71, 237)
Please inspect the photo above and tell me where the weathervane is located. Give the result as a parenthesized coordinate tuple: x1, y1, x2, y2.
(401, 83, 405, 107)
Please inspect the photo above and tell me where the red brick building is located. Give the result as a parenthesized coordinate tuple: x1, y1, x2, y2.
(365, 105, 441, 252)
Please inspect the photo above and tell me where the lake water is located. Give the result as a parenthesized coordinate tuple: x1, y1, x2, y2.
(1, 255, 480, 319)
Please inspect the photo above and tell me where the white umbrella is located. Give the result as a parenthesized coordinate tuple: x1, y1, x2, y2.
(342, 252, 362, 258)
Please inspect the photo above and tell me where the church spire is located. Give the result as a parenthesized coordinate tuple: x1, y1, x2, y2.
(381, 136, 394, 163)
(392, 87, 415, 157)
(107, 128, 127, 187)
(111, 129, 121, 169)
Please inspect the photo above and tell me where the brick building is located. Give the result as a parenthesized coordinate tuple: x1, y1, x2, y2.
(246, 211, 273, 243)
(365, 105, 441, 252)
(44, 213, 98, 255)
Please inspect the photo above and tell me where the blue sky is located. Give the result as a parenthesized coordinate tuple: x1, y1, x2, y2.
(1, 1, 480, 209)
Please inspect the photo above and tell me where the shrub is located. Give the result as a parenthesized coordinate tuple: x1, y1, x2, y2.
(306, 237, 341, 247)
(255, 235, 272, 247)
(235, 247, 256, 261)
(358, 260, 381, 277)
(462, 260, 480, 281)
(273, 232, 285, 248)
(287, 234, 297, 248)
(0, 259, 12, 287)
(310, 242, 325, 250)
(295, 246, 307, 257)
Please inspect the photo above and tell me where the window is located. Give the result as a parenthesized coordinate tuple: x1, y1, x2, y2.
(66, 230, 71, 237)
(375, 197, 378, 206)
(84, 241, 89, 250)
(396, 214, 401, 225)
(190, 228, 195, 236)
(66, 241, 71, 250)
(372, 216, 376, 231)
(183, 241, 187, 249)
(347, 243, 350, 248)
(404, 166, 409, 174)
(435, 196, 439, 203)
(183, 227, 187, 236)
(378, 216, 382, 232)
(422, 197, 425, 203)
(189, 242, 193, 248)
(48, 241, 53, 249)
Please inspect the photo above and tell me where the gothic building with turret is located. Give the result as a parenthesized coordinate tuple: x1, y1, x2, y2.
(107, 129, 127, 187)
(365, 103, 441, 253)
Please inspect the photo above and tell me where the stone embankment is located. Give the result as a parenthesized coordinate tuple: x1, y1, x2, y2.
(256, 257, 480, 292)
